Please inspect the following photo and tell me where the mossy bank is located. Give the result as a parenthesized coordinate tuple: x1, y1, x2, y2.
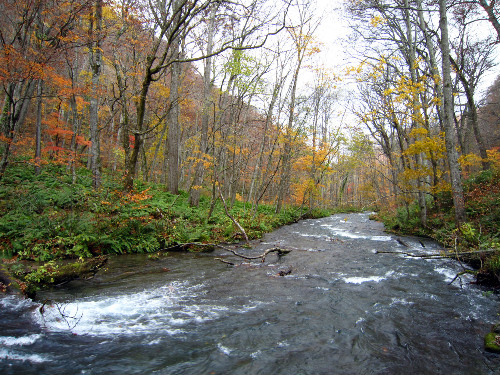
(0, 165, 334, 296)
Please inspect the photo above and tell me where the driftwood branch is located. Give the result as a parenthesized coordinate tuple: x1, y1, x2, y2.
(159, 242, 292, 264)
(216, 244, 291, 262)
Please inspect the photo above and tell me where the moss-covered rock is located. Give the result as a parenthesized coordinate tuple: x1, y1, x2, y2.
(1, 256, 108, 298)
(0, 263, 25, 294)
(484, 332, 500, 353)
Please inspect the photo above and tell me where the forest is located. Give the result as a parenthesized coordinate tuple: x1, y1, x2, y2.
(0, 0, 499, 293)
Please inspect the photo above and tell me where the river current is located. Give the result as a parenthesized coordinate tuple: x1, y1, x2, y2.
(1, 212, 499, 374)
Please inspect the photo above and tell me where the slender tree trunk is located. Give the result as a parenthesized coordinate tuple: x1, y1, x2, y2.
(416, 0, 445, 131)
(276, 64, 300, 213)
(167, 60, 181, 194)
(249, 80, 280, 205)
(404, 0, 426, 225)
(89, 0, 103, 189)
(0, 80, 35, 178)
(167, 0, 182, 194)
(439, 0, 467, 226)
(449, 57, 490, 170)
(189, 4, 217, 206)
(35, 79, 43, 175)
(478, 0, 500, 41)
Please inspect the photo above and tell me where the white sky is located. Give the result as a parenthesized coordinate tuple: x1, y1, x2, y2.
(308, 0, 500, 133)
(312, 0, 500, 97)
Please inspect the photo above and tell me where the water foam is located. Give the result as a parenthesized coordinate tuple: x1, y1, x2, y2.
(0, 334, 42, 346)
(217, 343, 232, 355)
(0, 348, 48, 363)
(343, 271, 395, 284)
(34, 281, 244, 336)
(370, 235, 392, 242)
(434, 267, 459, 282)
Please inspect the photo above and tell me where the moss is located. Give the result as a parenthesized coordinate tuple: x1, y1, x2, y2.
(0, 263, 25, 294)
(484, 332, 500, 353)
(1, 256, 108, 298)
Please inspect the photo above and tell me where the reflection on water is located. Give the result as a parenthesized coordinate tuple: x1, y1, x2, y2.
(1, 213, 499, 375)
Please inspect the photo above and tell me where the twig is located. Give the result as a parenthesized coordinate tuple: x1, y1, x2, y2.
(214, 257, 235, 266)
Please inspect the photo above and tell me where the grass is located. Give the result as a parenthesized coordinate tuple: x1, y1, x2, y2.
(0, 164, 336, 293)
(0, 164, 334, 261)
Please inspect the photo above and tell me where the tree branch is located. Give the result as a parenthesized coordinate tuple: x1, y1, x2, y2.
(216, 244, 291, 262)
(217, 185, 250, 245)
(375, 248, 499, 259)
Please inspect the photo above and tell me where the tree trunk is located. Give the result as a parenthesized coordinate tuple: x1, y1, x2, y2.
(167, 0, 182, 194)
(439, 0, 467, 226)
(478, 0, 500, 42)
(449, 57, 490, 170)
(189, 4, 217, 206)
(404, 0, 426, 226)
(89, 0, 103, 189)
(35, 80, 43, 175)
(276, 64, 300, 213)
(0, 80, 35, 178)
(249, 80, 280, 206)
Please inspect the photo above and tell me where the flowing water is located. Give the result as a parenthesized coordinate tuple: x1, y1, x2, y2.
(1, 213, 500, 374)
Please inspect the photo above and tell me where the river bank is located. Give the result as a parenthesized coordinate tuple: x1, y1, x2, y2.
(373, 168, 500, 290)
(0, 165, 340, 297)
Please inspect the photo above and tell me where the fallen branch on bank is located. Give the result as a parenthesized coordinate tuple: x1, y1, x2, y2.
(217, 186, 250, 246)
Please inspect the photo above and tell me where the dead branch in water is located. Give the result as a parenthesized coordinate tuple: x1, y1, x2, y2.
(448, 269, 477, 285)
(214, 258, 236, 266)
(160, 241, 292, 265)
(216, 244, 291, 262)
(375, 248, 499, 259)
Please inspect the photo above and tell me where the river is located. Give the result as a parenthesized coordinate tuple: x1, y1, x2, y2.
(1, 212, 499, 374)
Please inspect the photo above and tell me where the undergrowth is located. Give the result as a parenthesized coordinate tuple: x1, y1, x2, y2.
(0, 164, 331, 262)
(375, 168, 500, 286)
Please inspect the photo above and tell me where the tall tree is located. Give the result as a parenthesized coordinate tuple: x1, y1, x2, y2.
(276, 1, 319, 212)
(189, 3, 217, 206)
(166, 0, 183, 194)
(88, 0, 103, 188)
(439, 0, 467, 225)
